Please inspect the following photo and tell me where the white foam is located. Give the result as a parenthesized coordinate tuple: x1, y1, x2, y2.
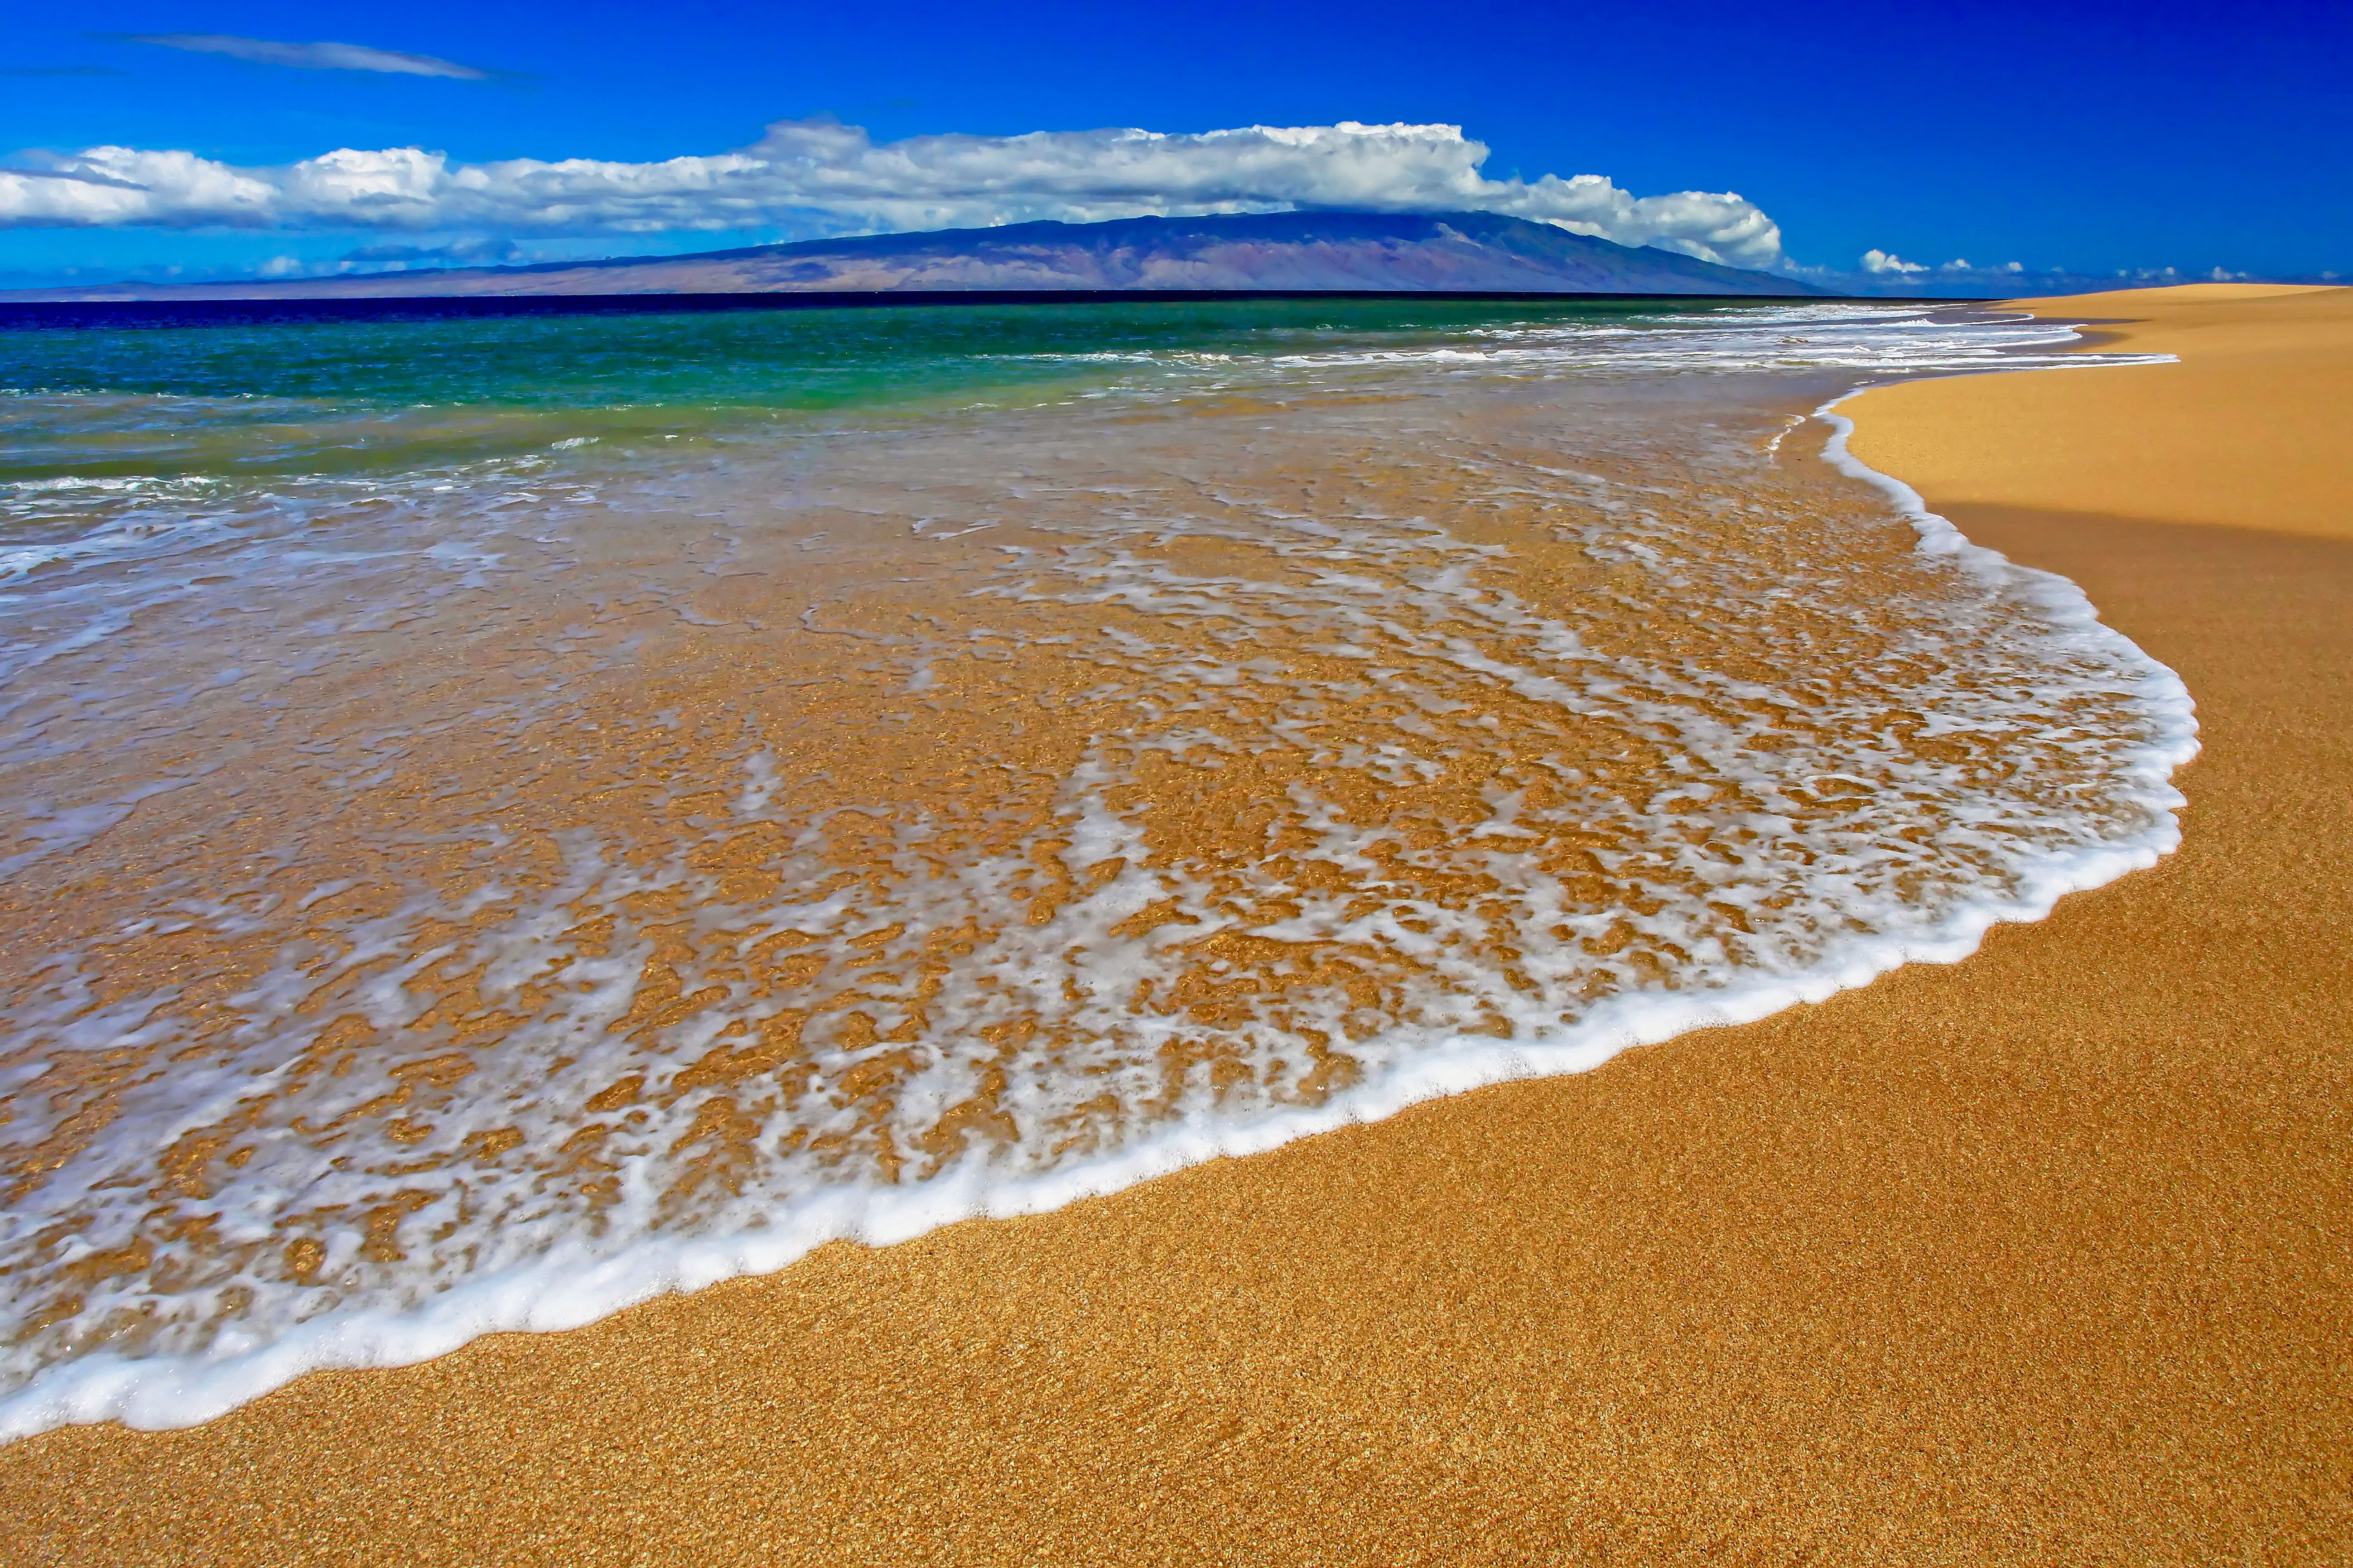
(0, 789, 2188, 1440)
(0, 309, 2200, 1443)
(1033, 302, 2174, 389)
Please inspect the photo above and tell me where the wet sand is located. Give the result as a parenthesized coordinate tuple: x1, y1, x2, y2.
(6, 284, 2350, 1564)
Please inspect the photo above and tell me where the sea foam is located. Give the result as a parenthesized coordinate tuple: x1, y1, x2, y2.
(0, 303, 2194, 1440)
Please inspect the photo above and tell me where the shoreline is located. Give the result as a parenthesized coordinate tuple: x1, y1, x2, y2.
(7, 284, 2349, 1563)
(0, 350, 2197, 1447)
(1856, 282, 2353, 541)
(0, 307, 2156, 1447)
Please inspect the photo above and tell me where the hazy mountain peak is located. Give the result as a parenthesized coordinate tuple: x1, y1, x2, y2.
(14, 210, 1827, 302)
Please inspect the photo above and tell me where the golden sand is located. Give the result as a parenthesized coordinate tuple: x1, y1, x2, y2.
(1844, 282, 2353, 540)
(5, 287, 2349, 1563)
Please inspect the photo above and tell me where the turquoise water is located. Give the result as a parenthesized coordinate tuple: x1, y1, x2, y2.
(0, 298, 1721, 482)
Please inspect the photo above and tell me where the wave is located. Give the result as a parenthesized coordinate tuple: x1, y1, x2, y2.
(0, 304, 2193, 1440)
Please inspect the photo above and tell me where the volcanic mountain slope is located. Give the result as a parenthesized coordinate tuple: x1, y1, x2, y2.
(26, 212, 1828, 299)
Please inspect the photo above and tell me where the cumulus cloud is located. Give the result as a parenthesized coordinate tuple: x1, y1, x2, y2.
(0, 120, 1786, 268)
(123, 34, 491, 80)
(1860, 248, 1927, 274)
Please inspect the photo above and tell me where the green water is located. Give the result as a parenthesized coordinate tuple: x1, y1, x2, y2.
(0, 298, 1719, 483)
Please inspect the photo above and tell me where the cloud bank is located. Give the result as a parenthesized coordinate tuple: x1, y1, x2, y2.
(123, 34, 492, 80)
(0, 120, 1786, 268)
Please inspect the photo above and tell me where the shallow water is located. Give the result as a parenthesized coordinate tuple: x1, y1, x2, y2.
(0, 299, 2191, 1437)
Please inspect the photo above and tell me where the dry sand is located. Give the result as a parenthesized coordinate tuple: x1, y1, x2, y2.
(6, 284, 2349, 1564)
(1844, 282, 2353, 540)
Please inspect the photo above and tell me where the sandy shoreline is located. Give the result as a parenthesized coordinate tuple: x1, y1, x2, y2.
(6, 284, 2349, 1563)
(1845, 282, 2353, 541)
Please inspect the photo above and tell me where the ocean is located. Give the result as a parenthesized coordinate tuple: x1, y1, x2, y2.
(0, 297, 2193, 1438)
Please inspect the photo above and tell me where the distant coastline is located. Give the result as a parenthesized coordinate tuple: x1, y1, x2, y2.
(0, 287, 1919, 332)
(1, 210, 1833, 305)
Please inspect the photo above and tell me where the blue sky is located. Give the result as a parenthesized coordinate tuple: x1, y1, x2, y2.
(3, 0, 2347, 287)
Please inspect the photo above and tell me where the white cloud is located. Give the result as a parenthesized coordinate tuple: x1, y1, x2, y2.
(1860, 248, 1927, 274)
(0, 120, 1787, 269)
(125, 34, 491, 80)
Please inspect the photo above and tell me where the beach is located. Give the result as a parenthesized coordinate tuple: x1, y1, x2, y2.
(1843, 283, 2353, 542)
(3, 284, 2348, 1563)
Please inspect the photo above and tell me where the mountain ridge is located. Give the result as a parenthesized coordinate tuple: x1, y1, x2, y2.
(12, 211, 1831, 301)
